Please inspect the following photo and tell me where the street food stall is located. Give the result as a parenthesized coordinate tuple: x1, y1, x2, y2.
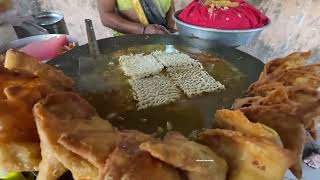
(0, 0, 320, 180)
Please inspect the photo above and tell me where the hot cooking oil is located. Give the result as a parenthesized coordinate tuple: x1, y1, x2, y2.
(79, 45, 248, 137)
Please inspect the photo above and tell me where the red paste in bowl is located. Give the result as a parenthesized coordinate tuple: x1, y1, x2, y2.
(178, 0, 268, 30)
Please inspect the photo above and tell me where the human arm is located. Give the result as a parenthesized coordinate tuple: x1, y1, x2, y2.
(166, 0, 176, 32)
(97, 0, 145, 34)
(97, 0, 168, 34)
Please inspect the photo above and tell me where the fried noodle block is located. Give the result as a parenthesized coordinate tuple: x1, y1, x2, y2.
(236, 82, 320, 139)
(259, 51, 310, 80)
(294, 64, 320, 75)
(240, 107, 305, 179)
(249, 82, 285, 95)
(101, 130, 181, 180)
(245, 82, 291, 102)
(232, 52, 319, 179)
(214, 109, 282, 146)
(140, 132, 228, 180)
(287, 87, 320, 139)
(129, 75, 181, 110)
(119, 53, 164, 79)
(250, 69, 320, 92)
(199, 129, 293, 180)
(33, 92, 112, 180)
(151, 50, 202, 68)
(167, 65, 225, 98)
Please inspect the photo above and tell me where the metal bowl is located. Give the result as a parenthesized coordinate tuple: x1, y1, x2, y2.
(173, 10, 270, 47)
(0, 34, 78, 53)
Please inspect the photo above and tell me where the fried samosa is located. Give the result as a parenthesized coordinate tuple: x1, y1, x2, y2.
(214, 109, 282, 145)
(101, 130, 181, 180)
(36, 141, 67, 180)
(33, 92, 108, 180)
(288, 87, 320, 138)
(199, 129, 293, 180)
(58, 128, 118, 170)
(0, 142, 41, 172)
(240, 106, 305, 179)
(140, 131, 228, 180)
(5, 49, 74, 89)
(0, 51, 74, 172)
(236, 83, 320, 139)
(250, 69, 320, 93)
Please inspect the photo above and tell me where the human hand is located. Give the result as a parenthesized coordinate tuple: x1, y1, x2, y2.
(143, 24, 169, 34)
(168, 28, 178, 33)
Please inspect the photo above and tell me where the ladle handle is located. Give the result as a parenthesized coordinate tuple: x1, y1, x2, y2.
(85, 19, 100, 57)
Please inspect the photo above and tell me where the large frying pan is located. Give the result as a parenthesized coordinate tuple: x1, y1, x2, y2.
(50, 35, 263, 80)
(49, 35, 264, 136)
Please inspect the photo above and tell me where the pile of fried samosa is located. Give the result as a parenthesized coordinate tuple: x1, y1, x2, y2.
(233, 51, 320, 179)
(0, 50, 319, 180)
(0, 49, 73, 173)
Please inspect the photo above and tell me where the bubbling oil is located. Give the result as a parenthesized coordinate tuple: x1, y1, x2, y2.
(79, 45, 248, 137)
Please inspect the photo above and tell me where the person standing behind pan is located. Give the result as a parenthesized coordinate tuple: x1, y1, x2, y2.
(97, 0, 176, 35)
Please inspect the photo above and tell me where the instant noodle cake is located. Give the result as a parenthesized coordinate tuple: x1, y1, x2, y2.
(151, 51, 203, 68)
(129, 75, 181, 110)
(167, 65, 225, 98)
(119, 53, 164, 79)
